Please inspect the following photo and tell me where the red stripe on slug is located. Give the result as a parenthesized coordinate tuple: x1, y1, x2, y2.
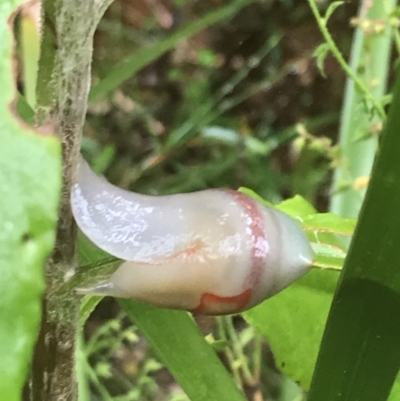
(221, 190, 268, 290)
(190, 190, 267, 314)
(190, 288, 252, 315)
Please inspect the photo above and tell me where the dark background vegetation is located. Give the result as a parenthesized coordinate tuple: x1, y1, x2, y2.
(85, 0, 353, 204)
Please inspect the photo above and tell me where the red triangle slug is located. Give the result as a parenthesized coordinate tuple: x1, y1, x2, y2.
(71, 158, 314, 315)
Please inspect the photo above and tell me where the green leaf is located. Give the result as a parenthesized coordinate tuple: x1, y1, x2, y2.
(275, 194, 317, 217)
(390, 382, 400, 401)
(313, 43, 330, 77)
(243, 268, 339, 389)
(301, 213, 356, 270)
(390, 7, 400, 18)
(242, 185, 391, 390)
(310, 243, 346, 270)
(89, 0, 253, 102)
(0, 2, 61, 401)
(16, 94, 34, 124)
(324, 1, 344, 24)
(238, 187, 274, 208)
(79, 295, 103, 331)
(302, 213, 356, 236)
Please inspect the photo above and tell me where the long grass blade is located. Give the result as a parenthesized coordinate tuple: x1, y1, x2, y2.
(89, 0, 253, 102)
(120, 300, 246, 401)
(307, 66, 400, 401)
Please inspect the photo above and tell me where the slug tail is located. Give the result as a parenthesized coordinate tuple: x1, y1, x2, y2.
(76, 280, 130, 298)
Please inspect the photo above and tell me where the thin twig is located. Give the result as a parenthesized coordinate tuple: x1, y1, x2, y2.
(306, 0, 386, 120)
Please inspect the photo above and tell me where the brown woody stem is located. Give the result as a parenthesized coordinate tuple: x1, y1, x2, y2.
(31, 1, 112, 400)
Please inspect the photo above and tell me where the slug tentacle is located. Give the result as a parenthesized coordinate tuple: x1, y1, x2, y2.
(71, 158, 314, 315)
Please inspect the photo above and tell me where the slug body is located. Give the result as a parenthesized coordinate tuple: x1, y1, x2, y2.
(72, 159, 314, 315)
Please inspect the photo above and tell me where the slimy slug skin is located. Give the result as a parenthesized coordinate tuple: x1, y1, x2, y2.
(71, 158, 314, 315)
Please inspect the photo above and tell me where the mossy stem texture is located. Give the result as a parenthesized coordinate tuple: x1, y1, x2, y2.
(31, 1, 112, 400)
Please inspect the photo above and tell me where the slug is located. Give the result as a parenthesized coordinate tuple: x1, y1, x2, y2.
(71, 158, 314, 315)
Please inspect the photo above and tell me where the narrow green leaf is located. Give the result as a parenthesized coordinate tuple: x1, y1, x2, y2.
(275, 194, 317, 217)
(310, 243, 345, 270)
(308, 66, 400, 401)
(89, 0, 253, 102)
(238, 189, 317, 216)
(314, 43, 330, 77)
(302, 213, 356, 236)
(0, 2, 61, 401)
(120, 300, 246, 401)
(238, 187, 274, 208)
(79, 296, 102, 331)
(324, 1, 344, 24)
(164, 34, 281, 150)
(76, 334, 91, 401)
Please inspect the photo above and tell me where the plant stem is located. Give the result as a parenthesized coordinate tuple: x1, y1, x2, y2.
(307, 0, 386, 121)
(329, 0, 396, 219)
(252, 332, 262, 382)
(31, 1, 112, 400)
(224, 316, 255, 386)
(216, 317, 244, 388)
